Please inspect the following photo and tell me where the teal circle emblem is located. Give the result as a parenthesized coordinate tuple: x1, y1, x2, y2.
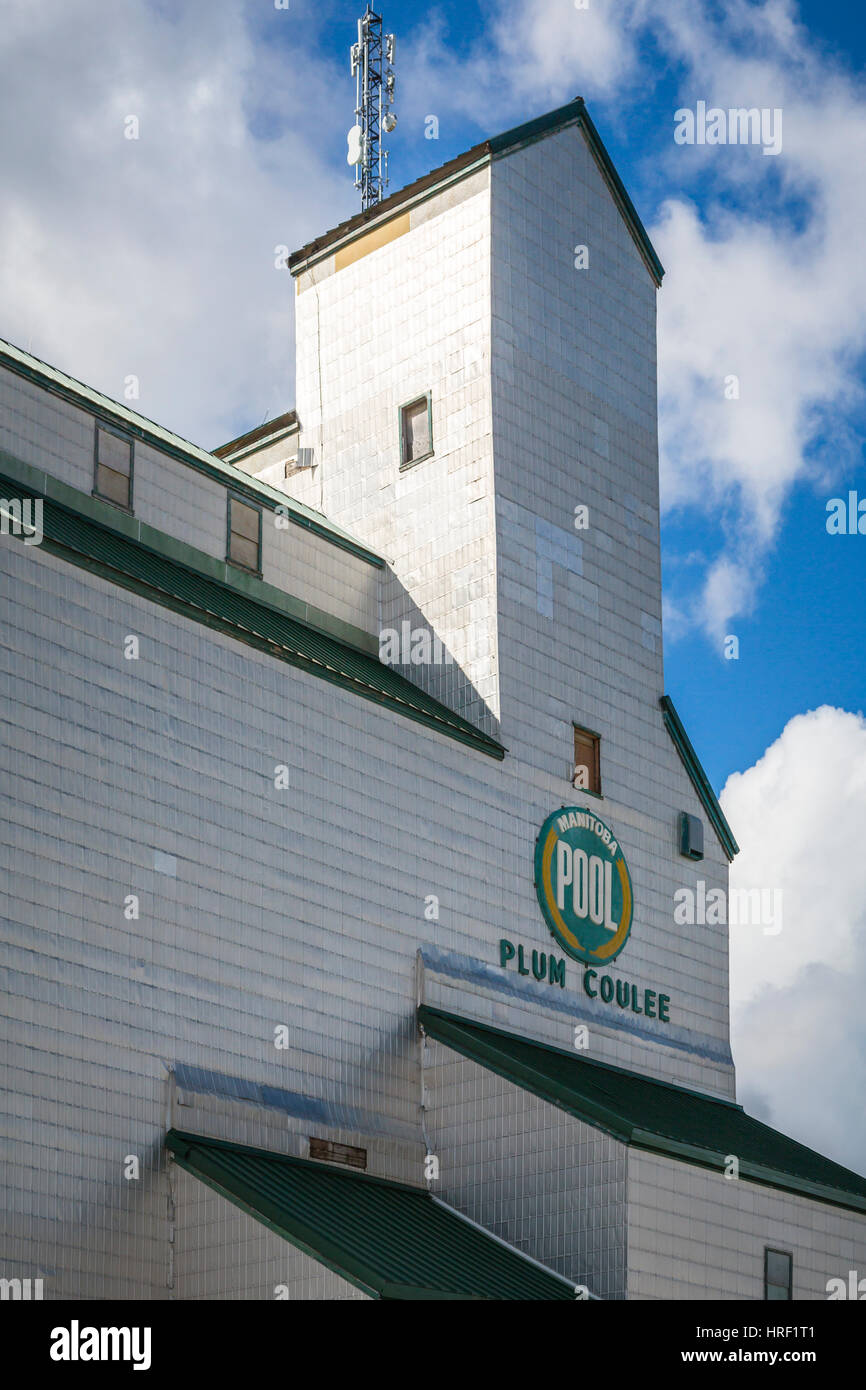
(534, 806, 633, 965)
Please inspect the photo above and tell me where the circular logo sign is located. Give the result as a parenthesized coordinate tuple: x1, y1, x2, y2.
(534, 806, 633, 965)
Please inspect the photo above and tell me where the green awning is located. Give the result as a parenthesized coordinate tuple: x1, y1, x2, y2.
(418, 1006, 866, 1215)
(166, 1129, 578, 1300)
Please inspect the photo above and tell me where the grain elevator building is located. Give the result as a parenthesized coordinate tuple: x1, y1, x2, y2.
(2, 98, 865, 1301)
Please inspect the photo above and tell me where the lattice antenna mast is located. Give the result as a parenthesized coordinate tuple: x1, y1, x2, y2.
(348, 7, 396, 211)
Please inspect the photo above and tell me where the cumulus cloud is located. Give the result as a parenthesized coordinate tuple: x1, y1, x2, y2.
(396, 0, 642, 132)
(650, 0, 866, 638)
(0, 0, 349, 447)
(721, 706, 866, 1173)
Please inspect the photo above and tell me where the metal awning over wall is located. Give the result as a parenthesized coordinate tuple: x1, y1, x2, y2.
(166, 1129, 579, 1301)
(418, 1006, 866, 1215)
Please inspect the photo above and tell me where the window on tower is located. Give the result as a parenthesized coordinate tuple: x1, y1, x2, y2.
(399, 394, 433, 469)
(573, 726, 602, 796)
(226, 494, 262, 574)
(764, 1248, 793, 1300)
(93, 422, 134, 510)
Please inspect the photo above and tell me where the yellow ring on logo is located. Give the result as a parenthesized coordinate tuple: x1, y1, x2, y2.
(541, 827, 632, 962)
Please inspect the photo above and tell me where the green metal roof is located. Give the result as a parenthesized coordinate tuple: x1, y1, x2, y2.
(660, 696, 739, 860)
(165, 1128, 578, 1300)
(0, 465, 505, 760)
(418, 1007, 866, 1214)
(0, 336, 383, 568)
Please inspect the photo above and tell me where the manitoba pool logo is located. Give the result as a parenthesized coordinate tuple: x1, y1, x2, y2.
(534, 807, 633, 965)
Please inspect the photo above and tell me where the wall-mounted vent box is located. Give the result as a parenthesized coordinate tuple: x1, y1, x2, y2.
(679, 811, 704, 861)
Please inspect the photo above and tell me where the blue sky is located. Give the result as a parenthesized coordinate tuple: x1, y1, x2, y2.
(666, 474, 866, 788)
(2, 0, 866, 1166)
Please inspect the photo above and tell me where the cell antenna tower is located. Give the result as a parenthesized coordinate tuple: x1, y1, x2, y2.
(347, 7, 397, 211)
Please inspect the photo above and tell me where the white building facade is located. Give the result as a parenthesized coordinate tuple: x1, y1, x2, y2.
(1, 99, 864, 1301)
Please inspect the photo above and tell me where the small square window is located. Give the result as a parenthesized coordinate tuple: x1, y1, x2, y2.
(764, 1248, 792, 1300)
(94, 424, 133, 509)
(400, 395, 432, 468)
(227, 495, 262, 573)
(573, 726, 601, 795)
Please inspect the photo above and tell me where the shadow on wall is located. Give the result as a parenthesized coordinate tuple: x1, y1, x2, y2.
(378, 568, 500, 740)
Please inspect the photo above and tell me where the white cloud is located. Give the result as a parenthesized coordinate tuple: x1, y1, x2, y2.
(398, 0, 642, 131)
(649, 0, 866, 637)
(0, 0, 350, 447)
(722, 706, 866, 1173)
(487, 0, 641, 104)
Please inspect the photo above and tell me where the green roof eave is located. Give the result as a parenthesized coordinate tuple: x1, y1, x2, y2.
(418, 1006, 866, 1215)
(0, 336, 383, 569)
(165, 1128, 578, 1300)
(628, 1129, 866, 1213)
(0, 461, 506, 761)
(660, 695, 739, 860)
